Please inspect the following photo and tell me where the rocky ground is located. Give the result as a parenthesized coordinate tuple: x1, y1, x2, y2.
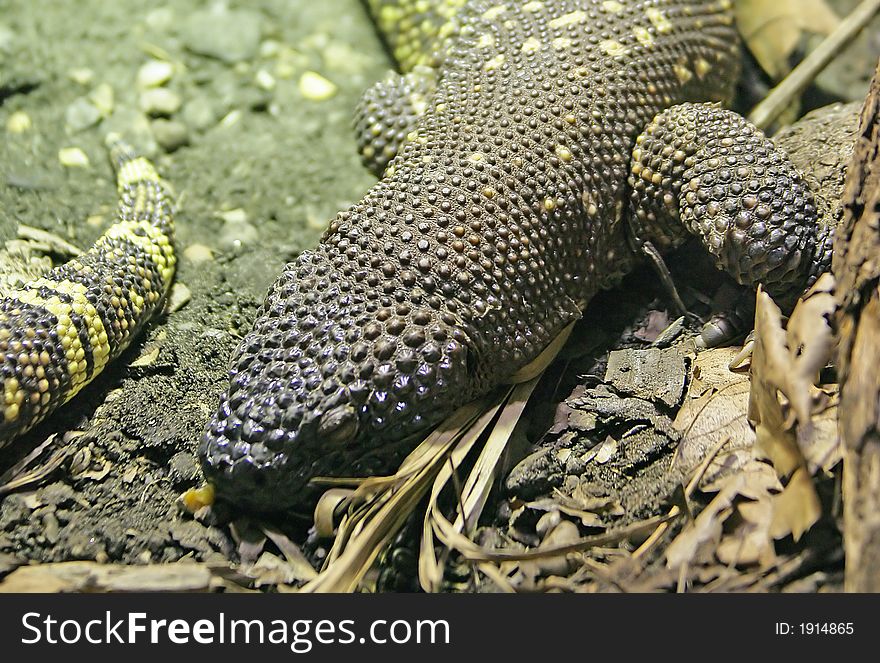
(0, 0, 388, 568)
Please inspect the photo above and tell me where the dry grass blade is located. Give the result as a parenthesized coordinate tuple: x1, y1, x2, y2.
(419, 394, 509, 591)
(432, 513, 672, 564)
(475, 562, 517, 593)
(261, 525, 319, 582)
(420, 322, 576, 590)
(0, 433, 71, 495)
(452, 378, 539, 535)
(300, 397, 492, 592)
(313, 488, 356, 539)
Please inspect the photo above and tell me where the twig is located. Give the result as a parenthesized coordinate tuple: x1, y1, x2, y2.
(748, 0, 880, 130)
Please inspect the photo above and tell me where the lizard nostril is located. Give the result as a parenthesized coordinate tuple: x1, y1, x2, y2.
(318, 405, 360, 446)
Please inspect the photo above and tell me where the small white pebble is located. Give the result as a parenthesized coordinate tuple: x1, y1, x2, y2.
(137, 60, 174, 89)
(259, 39, 280, 57)
(219, 109, 241, 127)
(139, 87, 182, 115)
(183, 243, 214, 263)
(299, 71, 337, 101)
(145, 7, 174, 31)
(68, 68, 94, 85)
(130, 345, 160, 367)
(255, 68, 275, 91)
(219, 208, 248, 224)
(58, 147, 90, 168)
(89, 83, 115, 116)
(6, 111, 32, 134)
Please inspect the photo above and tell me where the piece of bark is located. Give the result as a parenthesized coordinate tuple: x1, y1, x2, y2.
(833, 59, 880, 592)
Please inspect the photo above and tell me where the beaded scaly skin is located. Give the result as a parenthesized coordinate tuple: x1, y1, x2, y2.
(199, 0, 827, 512)
(0, 143, 175, 446)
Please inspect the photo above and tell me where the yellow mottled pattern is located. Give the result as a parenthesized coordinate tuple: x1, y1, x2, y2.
(601, 1, 624, 12)
(548, 10, 587, 28)
(367, 0, 467, 71)
(12, 280, 106, 399)
(101, 221, 176, 287)
(633, 26, 654, 47)
(0, 143, 175, 443)
(117, 156, 157, 191)
(600, 39, 627, 57)
(646, 7, 673, 33)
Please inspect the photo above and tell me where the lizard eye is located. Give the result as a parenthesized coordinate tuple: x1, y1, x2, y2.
(318, 405, 359, 446)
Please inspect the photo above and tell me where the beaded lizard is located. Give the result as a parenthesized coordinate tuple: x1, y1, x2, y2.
(196, 0, 844, 512)
(0, 1, 841, 515)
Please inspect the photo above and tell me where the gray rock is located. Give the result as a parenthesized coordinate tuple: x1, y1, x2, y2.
(38, 482, 76, 506)
(65, 97, 102, 132)
(219, 210, 259, 249)
(150, 119, 189, 152)
(182, 96, 216, 131)
(168, 451, 200, 484)
(604, 346, 688, 409)
(139, 87, 182, 116)
(103, 107, 159, 158)
(180, 7, 262, 63)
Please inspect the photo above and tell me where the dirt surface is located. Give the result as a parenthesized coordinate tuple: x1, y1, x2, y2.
(0, 0, 387, 567)
(0, 0, 874, 589)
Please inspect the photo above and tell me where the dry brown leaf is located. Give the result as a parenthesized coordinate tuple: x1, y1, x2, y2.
(700, 457, 782, 497)
(717, 499, 777, 568)
(261, 526, 319, 582)
(800, 389, 841, 473)
(246, 552, 314, 587)
(675, 450, 820, 572)
(566, 483, 624, 516)
(672, 347, 754, 476)
(750, 281, 835, 473)
(747, 277, 838, 541)
(736, 0, 840, 78)
(769, 466, 822, 541)
(665, 499, 733, 570)
(518, 520, 580, 579)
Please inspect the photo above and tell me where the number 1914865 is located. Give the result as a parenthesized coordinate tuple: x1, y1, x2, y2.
(776, 623, 854, 635)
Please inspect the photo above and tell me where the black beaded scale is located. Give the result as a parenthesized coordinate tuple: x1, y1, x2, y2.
(628, 102, 821, 305)
(199, 0, 823, 512)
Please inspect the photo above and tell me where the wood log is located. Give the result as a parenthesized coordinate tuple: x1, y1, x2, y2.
(833, 59, 880, 592)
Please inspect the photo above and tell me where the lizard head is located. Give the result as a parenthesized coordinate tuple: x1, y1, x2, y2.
(198, 248, 472, 514)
